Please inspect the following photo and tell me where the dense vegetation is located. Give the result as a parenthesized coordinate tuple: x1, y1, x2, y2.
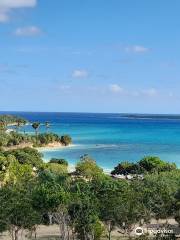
(0, 115, 27, 133)
(0, 114, 72, 148)
(0, 131, 72, 148)
(111, 156, 177, 176)
(0, 150, 179, 240)
(0, 132, 31, 147)
(0, 115, 27, 126)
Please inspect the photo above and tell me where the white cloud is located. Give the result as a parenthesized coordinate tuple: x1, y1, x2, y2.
(125, 45, 150, 53)
(59, 85, 71, 90)
(131, 91, 140, 97)
(109, 84, 123, 93)
(14, 26, 42, 36)
(72, 69, 89, 78)
(108, 85, 159, 97)
(168, 91, 174, 97)
(0, 0, 37, 22)
(142, 88, 158, 97)
(0, 0, 36, 8)
(0, 9, 9, 22)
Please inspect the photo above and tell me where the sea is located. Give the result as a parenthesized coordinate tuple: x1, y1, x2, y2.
(1, 112, 180, 171)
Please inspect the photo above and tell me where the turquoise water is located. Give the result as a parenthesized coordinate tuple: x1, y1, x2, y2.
(2, 112, 180, 170)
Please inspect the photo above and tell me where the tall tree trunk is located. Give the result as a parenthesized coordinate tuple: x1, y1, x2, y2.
(107, 222, 112, 240)
(14, 229, 19, 240)
(10, 227, 14, 240)
(35, 229, 37, 239)
(72, 229, 75, 240)
(49, 214, 53, 225)
(67, 226, 70, 240)
(108, 231, 111, 240)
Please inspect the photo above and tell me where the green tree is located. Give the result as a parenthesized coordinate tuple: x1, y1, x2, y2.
(0, 121, 6, 132)
(75, 155, 104, 180)
(15, 119, 26, 133)
(5, 147, 43, 168)
(46, 162, 68, 175)
(91, 175, 147, 239)
(137, 171, 180, 222)
(174, 189, 180, 225)
(69, 180, 101, 240)
(32, 122, 40, 136)
(139, 156, 176, 173)
(0, 133, 9, 147)
(49, 158, 68, 166)
(60, 135, 72, 146)
(32, 177, 66, 219)
(111, 161, 140, 176)
(111, 157, 177, 176)
(0, 115, 27, 126)
(0, 185, 40, 240)
(32, 173, 71, 239)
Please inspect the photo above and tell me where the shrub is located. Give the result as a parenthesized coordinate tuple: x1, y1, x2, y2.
(5, 147, 43, 168)
(49, 158, 68, 166)
(111, 156, 177, 176)
(60, 135, 72, 146)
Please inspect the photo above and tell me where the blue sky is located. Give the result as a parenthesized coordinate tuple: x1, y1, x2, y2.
(0, 0, 180, 113)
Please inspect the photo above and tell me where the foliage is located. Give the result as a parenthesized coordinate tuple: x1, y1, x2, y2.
(32, 181, 66, 215)
(0, 115, 72, 148)
(3, 160, 35, 185)
(0, 132, 31, 147)
(0, 115, 27, 126)
(0, 157, 179, 239)
(49, 158, 68, 166)
(32, 133, 62, 146)
(46, 163, 68, 175)
(0, 184, 41, 240)
(139, 156, 176, 173)
(111, 161, 140, 175)
(111, 156, 177, 175)
(60, 135, 72, 146)
(0, 148, 43, 186)
(69, 180, 100, 240)
(133, 170, 180, 220)
(0, 132, 72, 148)
(0, 132, 9, 146)
(75, 154, 103, 179)
(32, 122, 41, 137)
(5, 147, 43, 168)
(174, 188, 180, 225)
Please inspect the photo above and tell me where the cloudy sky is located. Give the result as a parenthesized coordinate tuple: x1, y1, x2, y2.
(0, 0, 180, 113)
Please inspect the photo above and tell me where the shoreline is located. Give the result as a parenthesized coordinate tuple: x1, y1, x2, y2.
(37, 143, 76, 152)
(2, 141, 74, 153)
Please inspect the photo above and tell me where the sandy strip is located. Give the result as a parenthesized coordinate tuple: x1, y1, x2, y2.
(37, 143, 76, 152)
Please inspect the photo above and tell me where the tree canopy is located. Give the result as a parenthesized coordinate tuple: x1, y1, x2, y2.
(111, 156, 177, 175)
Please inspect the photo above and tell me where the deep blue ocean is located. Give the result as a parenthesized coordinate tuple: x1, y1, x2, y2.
(2, 112, 180, 170)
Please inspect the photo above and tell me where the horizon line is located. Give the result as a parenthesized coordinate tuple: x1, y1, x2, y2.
(0, 110, 180, 116)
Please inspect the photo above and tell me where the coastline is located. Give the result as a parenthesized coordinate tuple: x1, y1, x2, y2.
(2, 140, 74, 153)
(37, 143, 76, 152)
(38, 143, 77, 172)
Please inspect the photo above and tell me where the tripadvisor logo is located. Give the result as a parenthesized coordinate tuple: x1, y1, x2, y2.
(135, 227, 144, 236)
(135, 227, 174, 236)
(148, 228, 174, 235)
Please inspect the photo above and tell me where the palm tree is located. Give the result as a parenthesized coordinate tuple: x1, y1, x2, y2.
(0, 121, 6, 132)
(16, 120, 22, 133)
(45, 121, 50, 133)
(32, 122, 40, 136)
